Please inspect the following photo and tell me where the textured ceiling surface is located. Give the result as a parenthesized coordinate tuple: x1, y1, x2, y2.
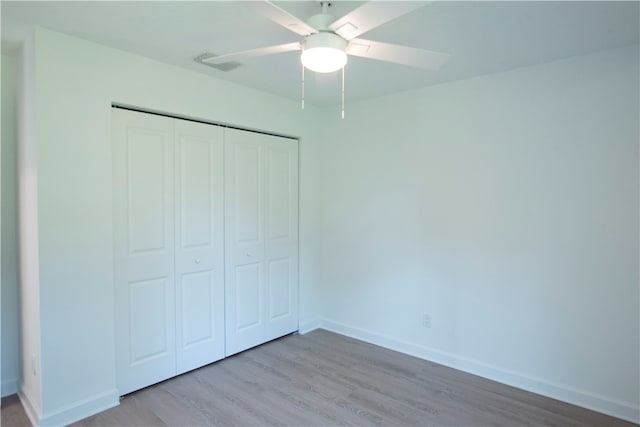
(2, 1, 639, 105)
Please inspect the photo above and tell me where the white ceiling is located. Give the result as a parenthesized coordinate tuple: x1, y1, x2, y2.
(2, 1, 639, 106)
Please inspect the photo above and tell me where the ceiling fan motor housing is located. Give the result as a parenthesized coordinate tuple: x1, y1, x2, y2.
(307, 12, 335, 31)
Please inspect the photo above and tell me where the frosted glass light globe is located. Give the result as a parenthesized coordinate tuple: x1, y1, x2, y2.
(301, 33, 348, 73)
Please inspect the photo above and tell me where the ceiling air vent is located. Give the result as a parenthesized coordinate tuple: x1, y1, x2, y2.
(194, 52, 243, 72)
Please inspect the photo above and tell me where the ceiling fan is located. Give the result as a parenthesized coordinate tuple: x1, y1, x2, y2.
(197, 1, 449, 73)
(196, 1, 449, 114)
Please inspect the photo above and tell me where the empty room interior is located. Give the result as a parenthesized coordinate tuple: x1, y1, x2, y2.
(1, 1, 639, 426)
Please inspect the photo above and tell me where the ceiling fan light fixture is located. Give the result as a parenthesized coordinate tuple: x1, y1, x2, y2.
(301, 32, 347, 73)
(301, 47, 347, 73)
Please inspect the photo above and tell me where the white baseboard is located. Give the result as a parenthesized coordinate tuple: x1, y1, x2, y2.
(298, 319, 320, 334)
(20, 388, 119, 427)
(18, 387, 41, 427)
(319, 319, 639, 425)
(1, 377, 19, 397)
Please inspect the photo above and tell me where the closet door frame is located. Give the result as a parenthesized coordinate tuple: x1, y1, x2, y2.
(114, 107, 299, 390)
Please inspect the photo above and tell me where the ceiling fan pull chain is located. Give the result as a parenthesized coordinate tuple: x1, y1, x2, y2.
(301, 63, 305, 109)
(341, 66, 345, 119)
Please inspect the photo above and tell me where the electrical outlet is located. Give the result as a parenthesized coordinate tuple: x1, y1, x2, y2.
(422, 313, 431, 328)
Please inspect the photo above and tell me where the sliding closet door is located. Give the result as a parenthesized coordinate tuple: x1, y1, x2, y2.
(264, 137, 298, 341)
(225, 128, 298, 356)
(115, 108, 297, 389)
(225, 130, 266, 356)
(174, 120, 225, 374)
(113, 109, 176, 395)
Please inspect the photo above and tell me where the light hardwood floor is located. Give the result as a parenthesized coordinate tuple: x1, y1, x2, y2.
(1, 329, 637, 426)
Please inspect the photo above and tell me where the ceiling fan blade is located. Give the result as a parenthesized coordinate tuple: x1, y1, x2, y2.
(245, 1, 317, 37)
(329, 1, 429, 40)
(347, 38, 450, 70)
(200, 42, 302, 65)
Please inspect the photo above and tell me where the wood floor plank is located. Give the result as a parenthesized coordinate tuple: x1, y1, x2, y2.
(2, 329, 637, 427)
(216, 348, 373, 425)
(1, 395, 31, 427)
(135, 386, 213, 427)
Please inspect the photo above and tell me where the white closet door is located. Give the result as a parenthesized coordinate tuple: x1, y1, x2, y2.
(265, 138, 298, 341)
(174, 120, 225, 374)
(224, 129, 266, 356)
(225, 128, 298, 356)
(113, 109, 176, 395)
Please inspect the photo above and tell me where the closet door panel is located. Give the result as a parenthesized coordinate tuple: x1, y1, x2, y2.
(130, 277, 170, 361)
(225, 129, 299, 355)
(234, 262, 262, 328)
(225, 130, 266, 356)
(233, 143, 264, 249)
(265, 138, 299, 340)
(174, 120, 225, 374)
(267, 257, 293, 319)
(114, 109, 176, 395)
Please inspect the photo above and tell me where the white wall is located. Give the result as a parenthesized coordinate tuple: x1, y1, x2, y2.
(1, 54, 21, 397)
(20, 27, 323, 426)
(317, 45, 639, 423)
